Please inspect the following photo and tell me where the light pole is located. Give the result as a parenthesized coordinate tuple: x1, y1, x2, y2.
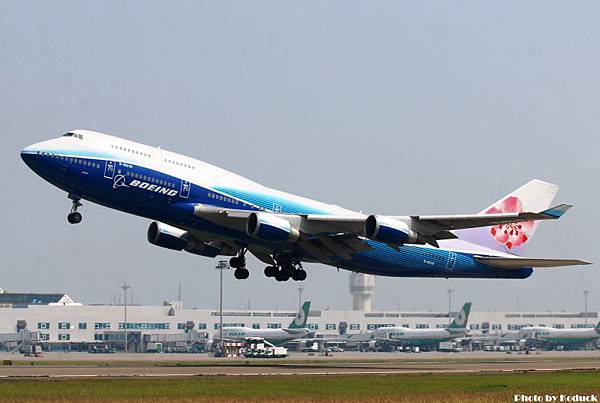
(121, 281, 131, 353)
(584, 290, 590, 326)
(447, 288, 455, 326)
(215, 260, 230, 356)
(297, 287, 305, 310)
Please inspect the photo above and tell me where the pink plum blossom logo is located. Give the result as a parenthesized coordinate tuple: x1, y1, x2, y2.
(486, 196, 534, 250)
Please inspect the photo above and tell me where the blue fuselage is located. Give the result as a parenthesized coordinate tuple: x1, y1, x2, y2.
(21, 146, 532, 280)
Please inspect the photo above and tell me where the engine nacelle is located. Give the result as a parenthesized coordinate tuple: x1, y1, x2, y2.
(364, 215, 418, 245)
(147, 221, 188, 251)
(147, 222, 231, 257)
(246, 212, 300, 243)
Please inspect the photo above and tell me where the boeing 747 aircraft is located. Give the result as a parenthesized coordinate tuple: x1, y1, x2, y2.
(21, 130, 589, 281)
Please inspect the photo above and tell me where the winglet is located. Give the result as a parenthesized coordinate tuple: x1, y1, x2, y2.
(540, 204, 572, 219)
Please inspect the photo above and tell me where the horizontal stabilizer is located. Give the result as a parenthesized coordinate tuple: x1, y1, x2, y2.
(540, 204, 572, 218)
(475, 256, 591, 269)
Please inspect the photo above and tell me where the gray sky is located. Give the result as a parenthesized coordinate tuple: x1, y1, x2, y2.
(1, 1, 598, 313)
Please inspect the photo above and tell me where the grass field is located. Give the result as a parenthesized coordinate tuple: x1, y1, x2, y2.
(0, 370, 599, 402)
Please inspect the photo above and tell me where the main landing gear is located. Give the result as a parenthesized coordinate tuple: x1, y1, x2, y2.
(230, 251, 249, 280)
(67, 195, 83, 224)
(264, 255, 307, 282)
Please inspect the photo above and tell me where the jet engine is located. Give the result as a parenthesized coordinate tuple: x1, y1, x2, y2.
(147, 221, 188, 250)
(147, 221, 231, 257)
(246, 212, 300, 243)
(364, 215, 418, 245)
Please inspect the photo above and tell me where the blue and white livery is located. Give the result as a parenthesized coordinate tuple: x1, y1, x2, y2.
(21, 130, 590, 281)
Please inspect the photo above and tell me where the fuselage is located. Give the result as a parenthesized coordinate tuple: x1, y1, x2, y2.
(519, 326, 600, 345)
(21, 130, 533, 279)
(221, 327, 309, 345)
(373, 327, 468, 347)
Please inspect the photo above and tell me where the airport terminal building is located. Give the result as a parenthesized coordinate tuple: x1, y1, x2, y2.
(0, 289, 597, 351)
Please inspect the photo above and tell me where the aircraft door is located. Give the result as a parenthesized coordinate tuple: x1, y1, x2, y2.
(446, 252, 457, 270)
(104, 160, 116, 179)
(180, 180, 190, 199)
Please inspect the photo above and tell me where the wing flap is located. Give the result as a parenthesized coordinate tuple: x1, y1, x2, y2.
(475, 256, 591, 269)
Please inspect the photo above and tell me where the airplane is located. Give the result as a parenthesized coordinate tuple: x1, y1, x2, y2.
(518, 321, 600, 347)
(372, 302, 472, 348)
(21, 130, 590, 281)
(219, 301, 311, 345)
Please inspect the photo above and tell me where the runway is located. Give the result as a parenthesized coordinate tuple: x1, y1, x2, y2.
(0, 351, 599, 378)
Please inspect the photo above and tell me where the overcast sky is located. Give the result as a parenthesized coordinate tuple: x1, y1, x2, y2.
(1, 1, 598, 313)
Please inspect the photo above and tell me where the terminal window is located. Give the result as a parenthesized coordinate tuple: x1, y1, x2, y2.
(58, 322, 71, 330)
(58, 334, 70, 341)
(94, 323, 111, 329)
(326, 323, 337, 330)
(252, 323, 260, 329)
(79, 323, 87, 330)
(267, 323, 282, 329)
(349, 324, 360, 330)
(37, 322, 50, 330)
(308, 323, 318, 330)
(39, 333, 49, 341)
(197, 323, 207, 329)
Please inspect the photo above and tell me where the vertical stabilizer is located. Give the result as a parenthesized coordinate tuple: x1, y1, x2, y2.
(456, 179, 558, 255)
(449, 302, 472, 329)
(288, 301, 311, 329)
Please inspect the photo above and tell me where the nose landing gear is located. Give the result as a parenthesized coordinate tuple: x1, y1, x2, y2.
(67, 195, 83, 224)
(230, 251, 249, 280)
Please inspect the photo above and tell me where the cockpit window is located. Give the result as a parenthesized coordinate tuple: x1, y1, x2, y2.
(62, 132, 83, 140)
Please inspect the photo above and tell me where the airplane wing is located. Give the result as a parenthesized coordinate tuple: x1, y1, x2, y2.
(474, 256, 591, 269)
(191, 202, 573, 250)
(305, 204, 572, 236)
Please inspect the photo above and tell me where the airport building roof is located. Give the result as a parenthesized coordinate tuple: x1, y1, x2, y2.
(0, 290, 76, 306)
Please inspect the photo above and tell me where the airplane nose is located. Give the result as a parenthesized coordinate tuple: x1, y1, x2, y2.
(20, 144, 38, 167)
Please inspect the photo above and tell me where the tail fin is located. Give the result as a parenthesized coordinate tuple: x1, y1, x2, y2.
(456, 179, 559, 255)
(449, 302, 472, 329)
(288, 301, 311, 329)
(595, 321, 600, 331)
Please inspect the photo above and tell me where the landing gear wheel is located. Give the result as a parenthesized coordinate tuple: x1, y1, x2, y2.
(264, 266, 277, 277)
(234, 268, 249, 280)
(67, 194, 83, 224)
(275, 267, 291, 282)
(292, 269, 307, 281)
(67, 211, 82, 224)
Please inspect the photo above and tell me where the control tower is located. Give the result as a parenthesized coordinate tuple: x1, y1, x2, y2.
(349, 272, 375, 311)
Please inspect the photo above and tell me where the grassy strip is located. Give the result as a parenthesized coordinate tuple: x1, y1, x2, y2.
(0, 370, 598, 402)
(3, 354, 600, 367)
